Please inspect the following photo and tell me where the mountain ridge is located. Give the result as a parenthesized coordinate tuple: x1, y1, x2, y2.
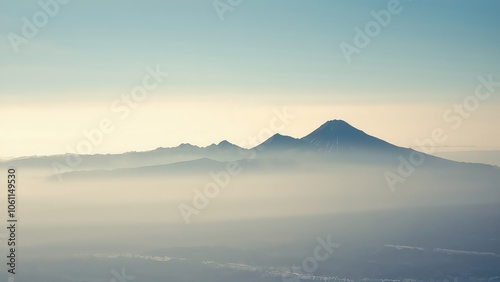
(1, 119, 399, 162)
(2, 120, 497, 176)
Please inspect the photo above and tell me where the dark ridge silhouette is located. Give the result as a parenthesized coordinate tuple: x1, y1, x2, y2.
(255, 133, 308, 151)
(2, 119, 497, 177)
(217, 140, 238, 149)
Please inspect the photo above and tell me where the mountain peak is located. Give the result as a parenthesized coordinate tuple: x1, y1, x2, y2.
(255, 133, 307, 151)
(269, 133, 288, 139)
(178, 143, 197, 148)
(318, 119, 359, 132)
(301, 119, 394, 152)
(217, 140, 236, 148)
(327, 119, 348, 124)
(264, 133, 299, 143)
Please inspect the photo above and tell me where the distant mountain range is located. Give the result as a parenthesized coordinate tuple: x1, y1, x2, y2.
(1, 119, 498, 180)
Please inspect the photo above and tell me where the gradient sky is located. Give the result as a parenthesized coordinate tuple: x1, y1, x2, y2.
(1, 0, 500, 158)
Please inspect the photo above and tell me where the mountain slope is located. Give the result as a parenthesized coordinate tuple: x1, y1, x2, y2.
(300, 120, 401, 153)
(254, 133, 309, 151)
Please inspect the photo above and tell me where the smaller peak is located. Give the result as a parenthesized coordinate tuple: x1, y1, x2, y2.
(270, 133, 287, 139)
(217, 140, 241, 150)
(218, 140, 232, 146)
(256, 133, 304, 150)
(264, 133, 300, 143)
(178, 143, 198, 149)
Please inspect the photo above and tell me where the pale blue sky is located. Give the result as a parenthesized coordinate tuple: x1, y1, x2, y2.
(2, 0, 499, 102)
(1, 0, 499, 157)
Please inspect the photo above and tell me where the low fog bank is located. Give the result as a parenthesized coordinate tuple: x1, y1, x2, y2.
(4, 204, 500, 282)
(0, 161, 498, 281)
